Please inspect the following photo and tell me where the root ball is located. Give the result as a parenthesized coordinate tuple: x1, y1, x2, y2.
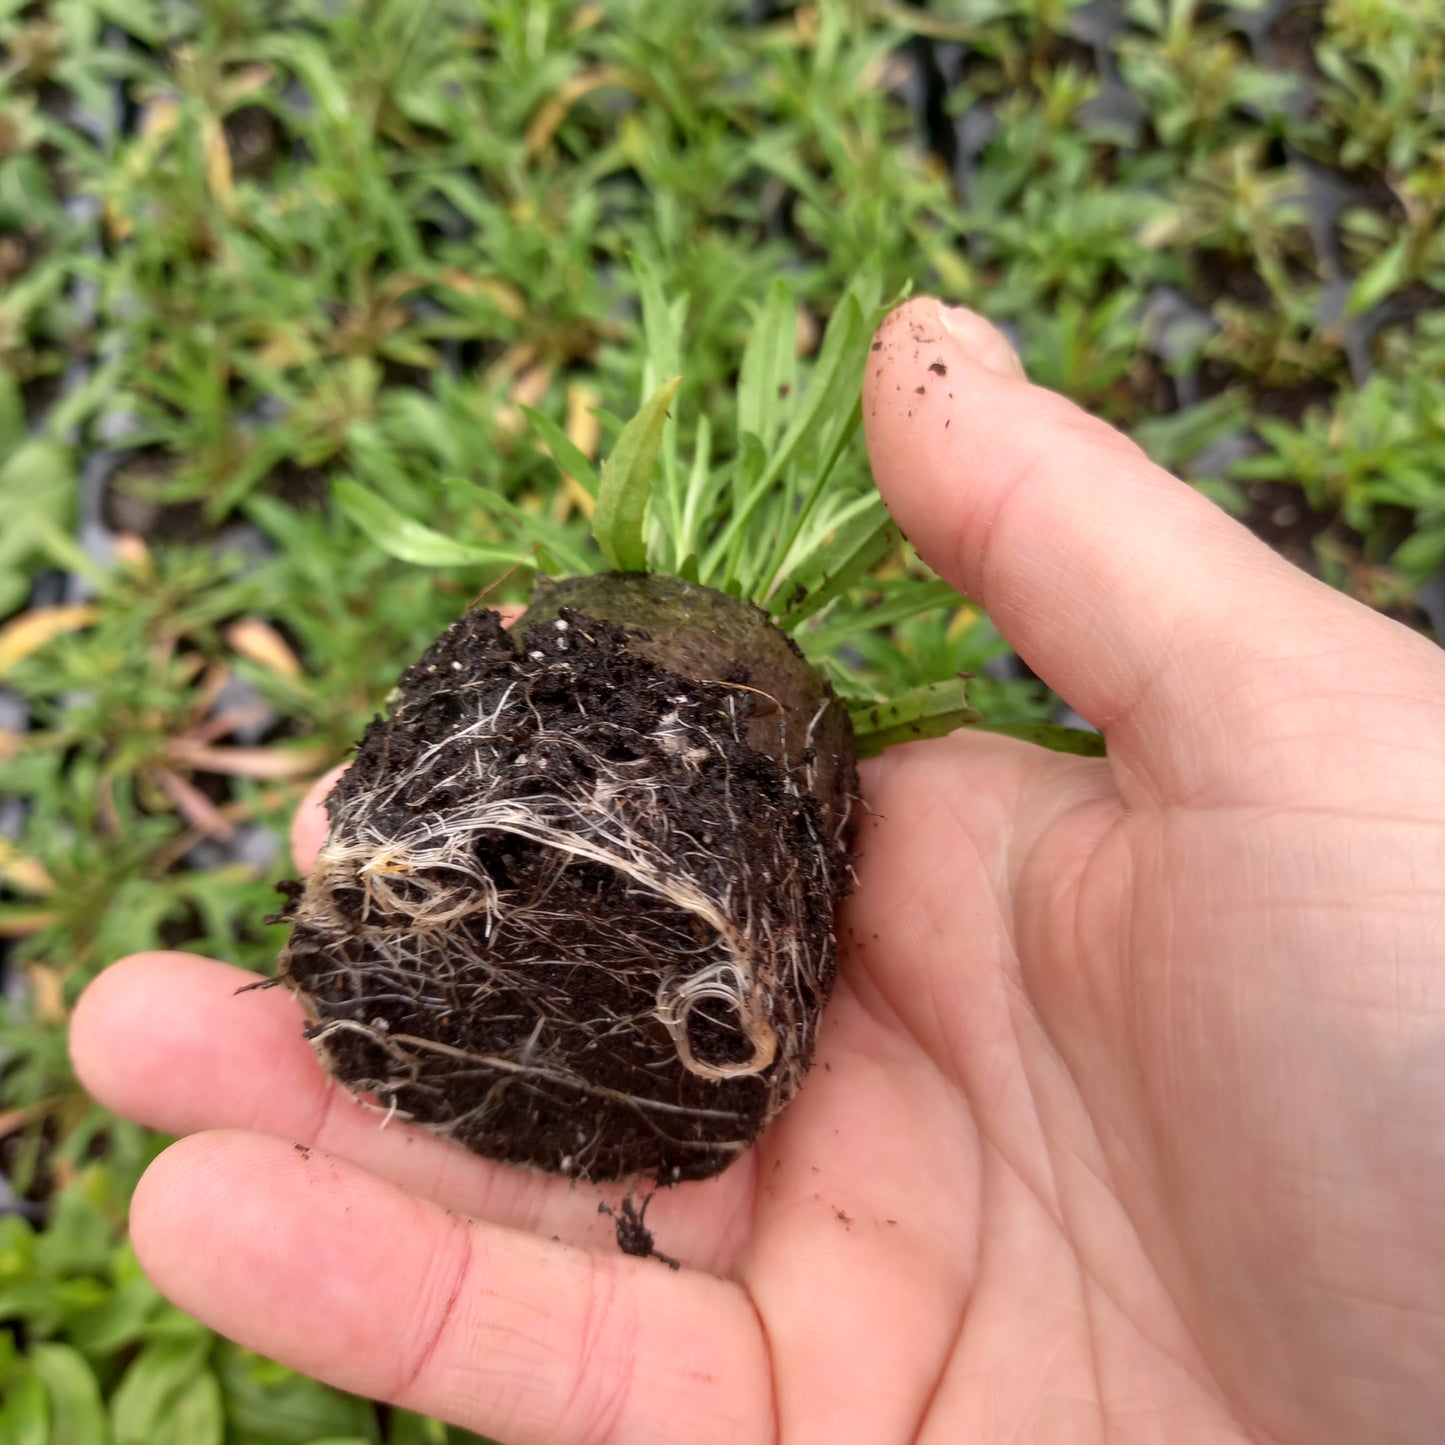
(277, 575, 855, 1182)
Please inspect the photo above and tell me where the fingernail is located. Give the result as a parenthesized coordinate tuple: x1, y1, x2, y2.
(936, 302, 1026, 380)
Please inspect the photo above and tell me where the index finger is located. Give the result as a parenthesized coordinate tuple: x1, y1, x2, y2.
(131, 1131, 773, 1445)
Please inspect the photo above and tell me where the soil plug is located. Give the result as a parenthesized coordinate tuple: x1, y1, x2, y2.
(276, 573, 855, 1184)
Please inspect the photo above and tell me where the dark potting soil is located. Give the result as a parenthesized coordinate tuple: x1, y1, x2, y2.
(277, 579, 855, 1184)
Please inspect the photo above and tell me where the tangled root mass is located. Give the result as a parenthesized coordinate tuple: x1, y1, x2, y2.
(278, 579, 854, 1182)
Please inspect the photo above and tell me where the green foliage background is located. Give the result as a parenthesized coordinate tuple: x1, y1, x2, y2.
(1, 0, 1442, 1439)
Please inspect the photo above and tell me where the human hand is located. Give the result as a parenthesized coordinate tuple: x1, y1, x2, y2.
(71, 297, 1445, 1444)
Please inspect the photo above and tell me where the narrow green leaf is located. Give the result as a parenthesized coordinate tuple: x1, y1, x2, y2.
(591, 407, 627, 446)
(88, 0, 162, 44)
(0, 1365, 49, 1445)
(67, 1273, 165, 1355)
(594, 375, 682, 572)
(0, 437, 77, 612)
(217, 1344, 376, 1444)
(633, 255, 684, 389)
(112, 1338, 212, 1445)
(1391, 525, 1445, 584)
(1347, 237, 1411, 318)
(706, 294, 868, 588)
(777, 509, 898, 629)
(752, 322, 869, 592)
(849, 680, 982, 757)
(164, 1370, 224, 1445)
(670, 413, 713, 569)
(799, 579, 966, 655)
(520, 406, 599, 496)
(385, 1407, 449, 1444)
(973, 722, 1107, 757)
(737, 279, 798, 451)
(334, 480, 532, 570)
(448, 480, 596, 578)
(30, 1342, 110, 1445)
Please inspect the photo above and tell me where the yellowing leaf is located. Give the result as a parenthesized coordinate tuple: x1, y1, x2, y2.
(112, 532, 152, 570)
(496, 364, 557, 437)
(139, 96, 182, 142)
(526, 64, 641, 156)
(0, 909, 61, 938)
(0, 604, 100, 676)
(203, 115, 235, 209)
(225, 617, 304, 679)
(25, 964, 67, 1024)
(438, 271, 527, 321)
(566, 382, 602, 464)
(153, 766, 236, 839)
(252, 321, 318, 371)
(562, 381, 601, 519)
(512, 364, 554, 410)
(0, 1100, 55, 1139)
(166, 739, 333, 779)
(0, 839, 56, 896)
(219, 62, 275, 107)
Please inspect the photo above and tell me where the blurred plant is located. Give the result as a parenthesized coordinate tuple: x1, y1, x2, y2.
(1, 0, 1442, 1437)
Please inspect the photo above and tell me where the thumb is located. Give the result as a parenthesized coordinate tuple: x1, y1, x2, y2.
(863, 297, 1431, 805)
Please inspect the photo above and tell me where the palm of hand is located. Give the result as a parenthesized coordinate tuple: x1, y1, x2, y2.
(764, 686, 1442, 1445)
(74, 700, 1434, 1445)
(718, 733, 1264, 1445)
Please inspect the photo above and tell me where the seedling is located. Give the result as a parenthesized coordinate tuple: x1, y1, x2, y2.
(271, 276, 1016, 1188)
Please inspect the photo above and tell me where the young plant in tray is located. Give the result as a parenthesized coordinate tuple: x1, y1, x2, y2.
(280, 275, 1086, 1193)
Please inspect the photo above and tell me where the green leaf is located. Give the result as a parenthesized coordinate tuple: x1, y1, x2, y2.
(0, 1364, 49, 1445)
(111, 1337, 219, 1445)
(30, 1342, 110, 1445)
(707, 293, 869, 590)
(68, 1273, 166, 1356)
(217, 1344, 377, 1445)
(34, 1175, 115, 1277)
(384, 1409, 448, 1445)
(633, 254, 684, 394)
(86, 0, 162, 44)
(446, 480, 597, 578)
(798, 579, 965, 655)
(849, 680, 982, 757)
(166, 1369, 224, 1445)
(593, 375, 682, 572)
(521, 406, 599, 496)
(334, 480, 533, 570)
(0, 438, 76, 615)
(1391, 524, 1445, 584)
(668, 413, 714, 569)
(737, 279, 798, 452)
(973, 722, 1107, 757)
(1347, 237, 1412, 318)
(777, 507, 898, 629)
